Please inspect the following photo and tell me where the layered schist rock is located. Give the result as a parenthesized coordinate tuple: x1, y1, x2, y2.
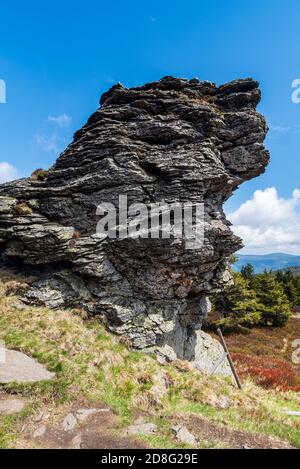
(0, 77, 269, 369)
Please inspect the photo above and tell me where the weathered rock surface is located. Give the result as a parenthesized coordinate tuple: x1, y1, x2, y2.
(172, 424, 197, 446)
(0, 349, 55, 383)
(191, 330, 231, 376)
(62, 413, 77, 431)
(0, 76, 269, 370)
(126, 422, 157, 436)
(76, 408, 110, 422)
(0, 397, 26, 415)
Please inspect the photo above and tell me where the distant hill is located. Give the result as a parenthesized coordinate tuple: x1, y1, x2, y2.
(278, 266, 300, 276)
(233, 253, 300, 274)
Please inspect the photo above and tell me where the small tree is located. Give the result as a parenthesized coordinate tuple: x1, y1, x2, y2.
(252, 272, 291, 327)
(214, 272, 260, 322)
(213, 270, 292, 328)
(276, 270, 300, 307)
(241, 263, 255, 282)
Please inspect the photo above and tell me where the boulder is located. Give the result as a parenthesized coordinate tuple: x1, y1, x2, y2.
(0, 349, 55, 383)
(172, 424, 197, 446)
(0, 76, 269, 368)
(190, 330, 232, 376)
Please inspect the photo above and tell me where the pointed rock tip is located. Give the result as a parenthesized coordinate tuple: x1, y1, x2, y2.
(100, 82, 126, 105)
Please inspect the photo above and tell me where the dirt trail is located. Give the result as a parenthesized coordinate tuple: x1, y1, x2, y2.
(0, 392, 295, 449)
(11, 397, 147, 449)
(174, 414, 294, 449)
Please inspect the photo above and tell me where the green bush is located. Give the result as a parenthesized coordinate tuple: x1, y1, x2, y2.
(275, 269, 300, 307)
(212, 269, 292, 328)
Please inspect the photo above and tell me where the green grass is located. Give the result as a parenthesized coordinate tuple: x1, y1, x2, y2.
(0, 402, 37, 448)
(171, 400, 300, 447)
(1, 273, 300, 449)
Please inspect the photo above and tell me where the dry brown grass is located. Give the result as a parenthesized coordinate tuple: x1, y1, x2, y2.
(220, 317, 300, 364)
(12, 202, 33, 217)
(4, 281, 29, 296)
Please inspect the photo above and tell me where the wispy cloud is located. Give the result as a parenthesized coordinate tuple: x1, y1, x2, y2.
(47, 113, 71, 128)
(0, 162, 20, 183)
(35, 134, 65, 154)
(268, 123, 300, 138)
(105, 77, 116, 85)
(269, 124, 292, 133)
(35, 112, 72, 154)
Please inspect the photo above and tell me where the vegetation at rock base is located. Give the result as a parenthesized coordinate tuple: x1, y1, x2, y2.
(221, 315, 300, 393)
(212, 266, 296, 329)
(0, 269, 300, 449)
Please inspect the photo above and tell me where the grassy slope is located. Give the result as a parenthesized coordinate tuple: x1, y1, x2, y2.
(0, 269, 300, 449)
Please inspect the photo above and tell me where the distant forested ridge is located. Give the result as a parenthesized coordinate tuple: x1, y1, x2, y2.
(234, 253, 300, 273)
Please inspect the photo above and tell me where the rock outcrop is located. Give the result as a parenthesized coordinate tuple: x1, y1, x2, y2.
(0, 76, 269, 367)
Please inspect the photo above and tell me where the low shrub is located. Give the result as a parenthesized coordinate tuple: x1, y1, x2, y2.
(232, 353, 300, 391)
(30, 168, 48, 181)
(4, 281, 29, 296)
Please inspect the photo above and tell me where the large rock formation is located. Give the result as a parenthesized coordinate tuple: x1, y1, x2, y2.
(0, 76, 269, 366)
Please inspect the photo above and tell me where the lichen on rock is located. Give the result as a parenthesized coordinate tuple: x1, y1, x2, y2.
(0, 76, 269, 371)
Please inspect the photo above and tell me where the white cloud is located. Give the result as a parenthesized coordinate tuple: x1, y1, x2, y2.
(229, 188, 298, 226)
(0, 162, 20, 183)
(47, 113, 71, 127)
(227, 187, 300, 254)
(293, 188, 300, 201)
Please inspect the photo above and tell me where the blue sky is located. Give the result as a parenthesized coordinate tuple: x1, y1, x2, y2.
(0, 0, 300, 253)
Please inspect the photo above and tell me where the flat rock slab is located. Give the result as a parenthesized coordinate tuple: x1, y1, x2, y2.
(0, 349, 55, 383)
(126, 422, 157, 436)
(76, 408, 110, 422)
(0, 398, 26, 415)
